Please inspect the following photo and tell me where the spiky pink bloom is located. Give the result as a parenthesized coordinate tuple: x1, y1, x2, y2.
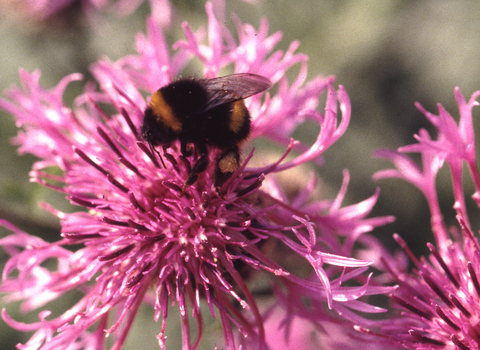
(0, 3, 393, 349)
(371, 88, 480, 349)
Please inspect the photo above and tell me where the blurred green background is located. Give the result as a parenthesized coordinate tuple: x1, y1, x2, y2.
(1, 0, 480, 349)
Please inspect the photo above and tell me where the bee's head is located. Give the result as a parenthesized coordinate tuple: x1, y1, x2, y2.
(141, 106, 178, 146)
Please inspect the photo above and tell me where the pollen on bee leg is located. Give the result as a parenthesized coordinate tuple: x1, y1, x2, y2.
(218, 151, 239, 173)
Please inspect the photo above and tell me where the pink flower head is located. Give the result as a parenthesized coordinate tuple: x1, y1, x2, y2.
(0, 3, 392, 349)
(371, 88, 480, 349)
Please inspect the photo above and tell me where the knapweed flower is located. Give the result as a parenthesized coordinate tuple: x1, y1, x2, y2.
(0, 3, 393, 349)
(371, 88, 480, 349)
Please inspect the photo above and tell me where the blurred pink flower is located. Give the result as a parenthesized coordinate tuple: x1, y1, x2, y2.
(0, 0, 172, 25)
(371, 88, 480, 349)
(261, 305, 393, 350)
(0, 2, 393, 349)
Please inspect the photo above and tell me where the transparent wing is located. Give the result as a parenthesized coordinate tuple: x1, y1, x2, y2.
(201, 73, 271, 112)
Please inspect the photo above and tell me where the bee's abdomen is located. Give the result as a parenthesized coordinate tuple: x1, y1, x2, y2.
(206, 101, 251, 149)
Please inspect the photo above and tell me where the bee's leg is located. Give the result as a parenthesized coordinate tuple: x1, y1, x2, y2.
(214, 146, 240, 188)
(183, 142, 209, 191)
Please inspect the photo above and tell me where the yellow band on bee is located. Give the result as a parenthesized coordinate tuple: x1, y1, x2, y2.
(150, 91, 182, 133)
(229, 101, 247, 134)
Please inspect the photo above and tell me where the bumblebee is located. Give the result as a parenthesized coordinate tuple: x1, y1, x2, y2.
(141, 73, 272, 190)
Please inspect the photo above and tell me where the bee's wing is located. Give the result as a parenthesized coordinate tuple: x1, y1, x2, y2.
(201, 73, 271, 112)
